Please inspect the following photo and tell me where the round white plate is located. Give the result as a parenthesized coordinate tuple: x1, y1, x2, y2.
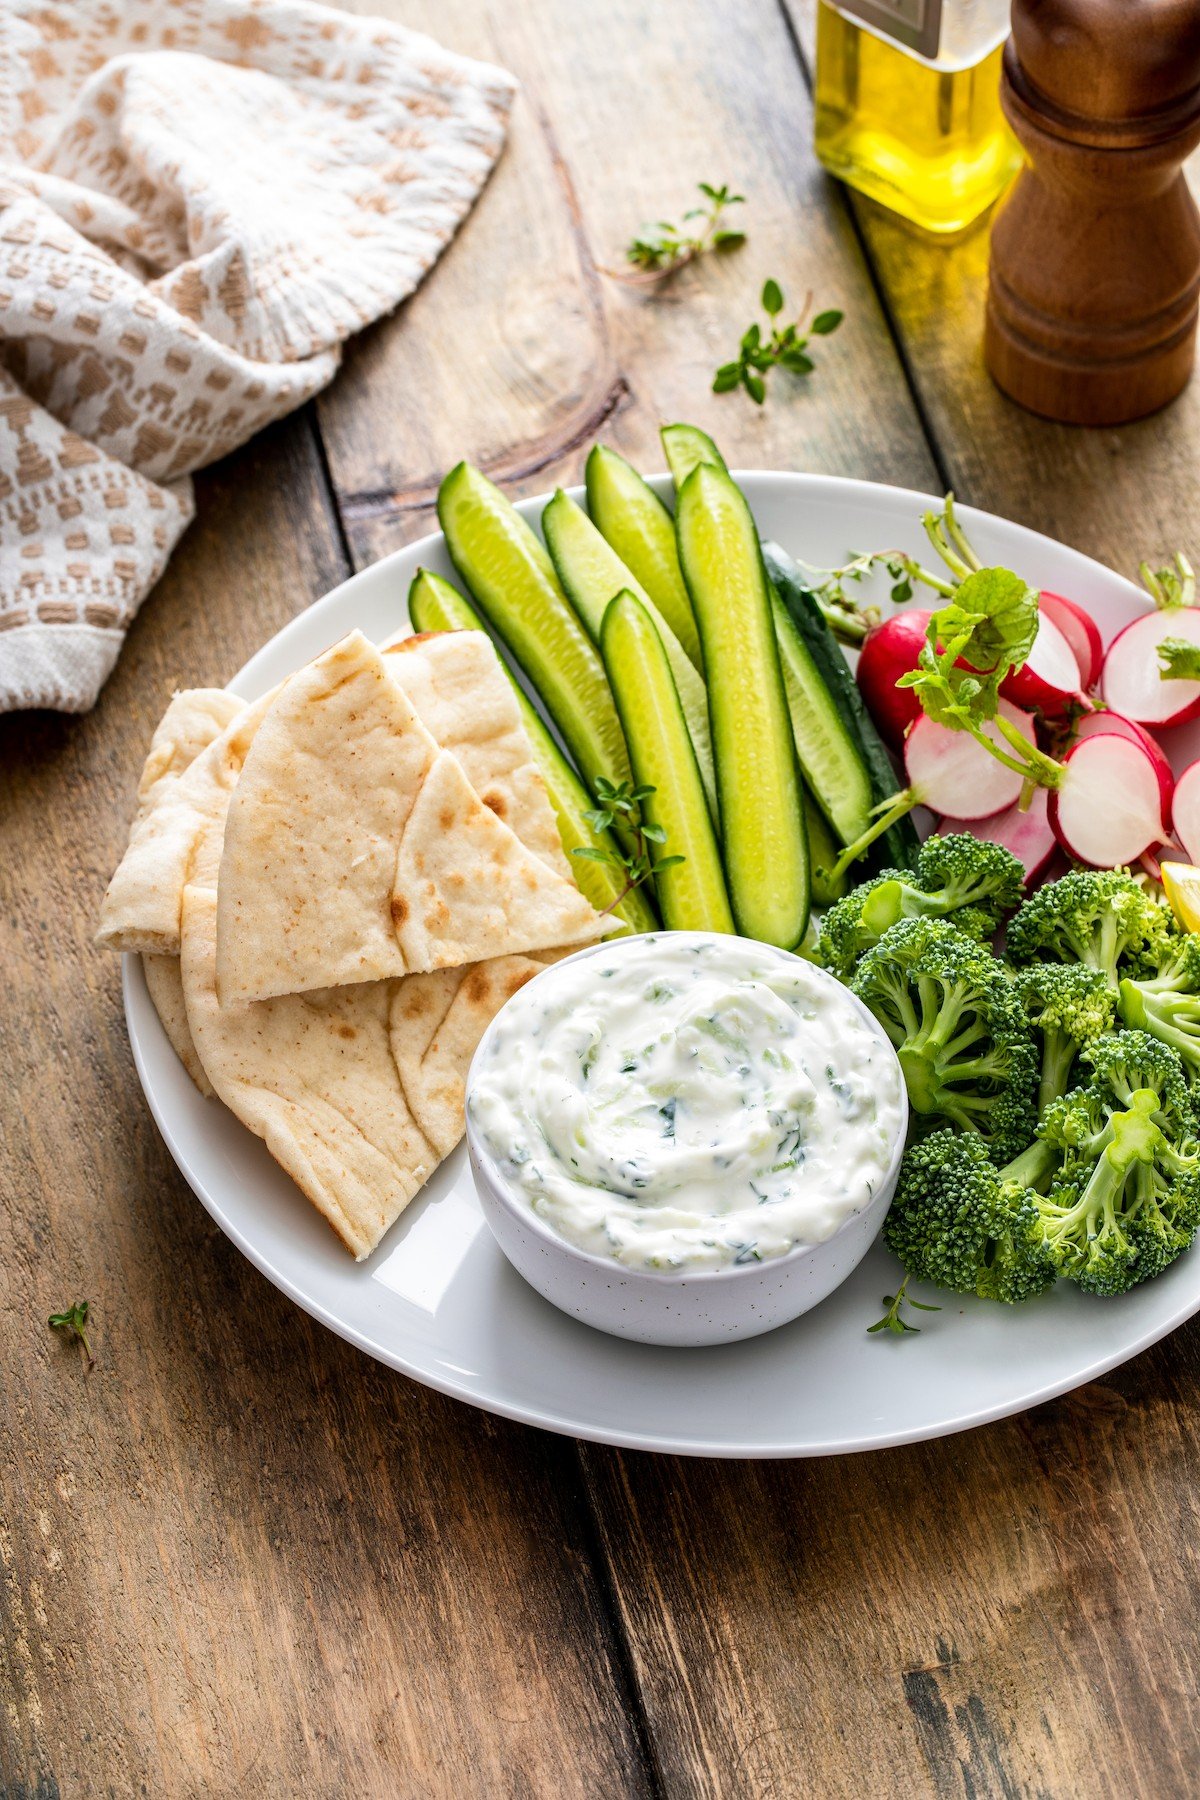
(125, 472, 1200, 1457)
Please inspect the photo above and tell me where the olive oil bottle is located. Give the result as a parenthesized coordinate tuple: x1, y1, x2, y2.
(814, 0, 1022, 235)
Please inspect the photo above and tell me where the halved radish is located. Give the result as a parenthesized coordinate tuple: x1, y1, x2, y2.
(999, 609, 1082, 716)
(1038, 591, 1104, 690)
(1169, 760, 1200, 864)
(904, 701, 1035, 820)
(936, 786, 1056, 885)
(1074, 708, 1174, 827)
(1101, 608, 1200, 727)
(856, 608, 932, 749)
(1049, 731, 1173, 867)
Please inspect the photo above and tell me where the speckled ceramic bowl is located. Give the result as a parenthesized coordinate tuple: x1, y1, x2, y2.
(464, 934, 908, 1348)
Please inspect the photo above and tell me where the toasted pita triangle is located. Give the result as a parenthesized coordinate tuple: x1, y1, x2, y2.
(215, 631, 604, 1004)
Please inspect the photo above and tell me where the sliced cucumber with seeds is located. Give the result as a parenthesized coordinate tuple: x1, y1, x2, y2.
(602, 591, 733, 935)
(407, 568, 656, 934)
(542, 489, 717, 819)
(676, 464, 810, 948)
(661, 421, 727, 490)
(770, 586, 875, 849)
(584, 445, 702, 671)
(764, 542, 919, 870)
(436, 463, 632, 814)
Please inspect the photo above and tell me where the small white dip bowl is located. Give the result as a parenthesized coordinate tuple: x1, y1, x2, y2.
(464, 934, 909, 1348)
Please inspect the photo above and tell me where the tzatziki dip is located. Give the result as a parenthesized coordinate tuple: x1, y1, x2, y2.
(468, 933, 904, 1274)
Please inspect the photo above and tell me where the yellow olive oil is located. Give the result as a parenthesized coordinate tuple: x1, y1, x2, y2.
(814, 0, 1022, 235)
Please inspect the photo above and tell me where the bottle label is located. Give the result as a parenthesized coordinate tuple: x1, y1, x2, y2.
(830, 0, 943, 59)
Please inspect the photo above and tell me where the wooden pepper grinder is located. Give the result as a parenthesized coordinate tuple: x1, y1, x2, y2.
(985, 0, 1200, 425)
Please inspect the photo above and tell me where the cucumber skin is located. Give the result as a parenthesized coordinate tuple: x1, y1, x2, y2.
(407, 568, 657, 935)
(601, 592, 734, 935)
(677, 467, 810, 949)
(584, 446, 703, 672)
(763, 543, 919, 872)
(541, 489, 717, 819)
(436, 463, 632, 808)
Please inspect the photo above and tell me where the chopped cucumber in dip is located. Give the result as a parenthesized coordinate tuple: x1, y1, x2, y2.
(469, 935, 903, 1273)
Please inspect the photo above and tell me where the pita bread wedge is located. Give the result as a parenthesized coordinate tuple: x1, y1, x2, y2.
(96, 688, 273, 956)
(182, 879, 554, 1259)
(383, 631, 568, 879)
(215, 631, 604, 1004)
(144, 953, 215, 1097)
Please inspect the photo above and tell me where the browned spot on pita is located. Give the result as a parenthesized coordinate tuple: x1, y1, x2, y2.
(400, 988, 430, 1017)
(464, 968, 491, 1006)
(521, 867, 538, 889)
(391, 894, 409, 926)
(386, 630, 443, 653)
(482, 789, 506, 818)
(336, 1023, 357, 1041)
(424, 900, 452, 931)
(505, 965, 538, 999)
(439, 805, 455, 831)
(447, 871, 465, 890)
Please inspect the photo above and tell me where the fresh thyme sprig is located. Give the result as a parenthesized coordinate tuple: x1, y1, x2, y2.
(867, 1275, 940, 1338)
(48, 1299, 95, 1369)
(614, 181, 747, 285)
(573, 778, 684, 917)
(713, 280, 843, 405)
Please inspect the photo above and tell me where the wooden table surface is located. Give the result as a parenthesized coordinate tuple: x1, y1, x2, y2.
(6, 3, 1200, 1794)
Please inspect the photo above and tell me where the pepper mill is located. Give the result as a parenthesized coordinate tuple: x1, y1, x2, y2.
(985, 0, 1200, 426)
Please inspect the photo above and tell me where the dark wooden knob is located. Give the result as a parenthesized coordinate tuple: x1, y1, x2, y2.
(985, 0, 1200, 425)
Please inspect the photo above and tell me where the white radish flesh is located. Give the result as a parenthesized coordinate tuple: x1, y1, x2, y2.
(1074, 707, 1175, 823)
(1049, 732, 1171, 866)
(1000, 611, 1082, 715)
(1101, 609, 1200, 726)
(936, 786, 1055, 885)
(904, 703, 1033, 821)
(1038, 590, 1103, 690)
(1169, 760, 1200, 865)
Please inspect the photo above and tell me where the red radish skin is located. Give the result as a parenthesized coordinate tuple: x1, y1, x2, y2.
(903, 702, 1034, 821)
(1049, 732, 1172, 867)
(1074, 708, 1174, 829)
(1039, 591, 1103, 689)
(1169, 760, 1200, 865)
(856, 609, 932, 749)
(937, 786, 1056, 885)
(999, 610, 1082, 716)
(1101, 609, 1200, 727)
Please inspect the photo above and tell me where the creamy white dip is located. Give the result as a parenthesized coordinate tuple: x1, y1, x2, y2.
(468, 934, 904, 1273)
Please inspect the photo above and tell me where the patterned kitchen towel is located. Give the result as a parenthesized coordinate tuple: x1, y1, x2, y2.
(0, 0, 515, 712)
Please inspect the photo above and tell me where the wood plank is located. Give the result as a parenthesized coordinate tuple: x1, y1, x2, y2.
(318, 0, 940, 572)
(0, 414, 648, 1798)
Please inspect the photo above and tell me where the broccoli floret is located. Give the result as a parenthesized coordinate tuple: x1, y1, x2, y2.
(851, 917, 1038, 1162)
(1035, 1033, 1200, 1295)
(885, 1129, 1059, 1303)
(1006, 868, 1178, 986)
(1118, 934, 1200, 1090)
(1013, 963, 1118, 1117)
(818, 834, 1023, 979)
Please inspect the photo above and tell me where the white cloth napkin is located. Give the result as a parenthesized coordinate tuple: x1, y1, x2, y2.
(0, 0, 515, 712)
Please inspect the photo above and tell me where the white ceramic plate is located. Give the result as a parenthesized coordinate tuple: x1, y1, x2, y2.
(125, 472, 1200, 1458)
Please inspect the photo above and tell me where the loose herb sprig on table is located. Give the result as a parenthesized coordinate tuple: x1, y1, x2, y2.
(573, 778, 684, 917)
(614, 182, 747, 285)
(868, 1275, 940, 1338)
(48, 1299, 95, 1369)
(714, 280, 843, 405)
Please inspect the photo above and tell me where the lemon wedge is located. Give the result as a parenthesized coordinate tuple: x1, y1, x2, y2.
(1160, 862, 1200, 933)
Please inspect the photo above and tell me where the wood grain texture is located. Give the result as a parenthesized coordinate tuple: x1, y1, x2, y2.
(319, 0, 940, 572)
(0, 417, 647, 1799)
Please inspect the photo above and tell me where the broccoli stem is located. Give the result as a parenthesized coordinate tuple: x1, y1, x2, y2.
(1000, 1137, 1059, 1190)
(1038, 1027, 1078, 1118)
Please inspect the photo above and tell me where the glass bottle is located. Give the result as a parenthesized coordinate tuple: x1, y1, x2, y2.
(814, 0, 1023, 235)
